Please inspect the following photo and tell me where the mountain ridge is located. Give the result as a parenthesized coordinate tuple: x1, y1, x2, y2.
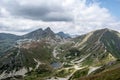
(0, 28, 120, 80)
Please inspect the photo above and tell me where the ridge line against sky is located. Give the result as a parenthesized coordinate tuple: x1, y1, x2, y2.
(0, 0, 120, 35)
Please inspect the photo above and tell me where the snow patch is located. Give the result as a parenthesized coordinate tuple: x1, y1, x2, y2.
(34, 58, 42, 69)
(108, 53, 116, 60)
(14, 67, 27, 76)
(71, 53, 91, 64)
(29, 67, 33, 71)
(53, 46, 59, 59)
(88, 66, 101, 75)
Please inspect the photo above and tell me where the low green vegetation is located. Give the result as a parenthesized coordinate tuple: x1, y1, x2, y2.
(55, 68, 75, 77)
(69, 68, 89, 80)
(25, 64, 53, 80)
(79, 66, 120, 80)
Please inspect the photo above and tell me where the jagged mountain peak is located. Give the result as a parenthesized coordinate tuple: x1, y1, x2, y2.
(57, 31, 71, 39)
(35, 28, 43, 32)
(44, 27, 51, 31)
(44, 27, 55, 35)
(22, 27, 55, 39)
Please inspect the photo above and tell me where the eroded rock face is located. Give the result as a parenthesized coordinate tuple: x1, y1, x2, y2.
(0, 67, 27, 80)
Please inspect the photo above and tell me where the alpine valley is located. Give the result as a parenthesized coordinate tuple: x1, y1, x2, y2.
(0, 27, 120, 80)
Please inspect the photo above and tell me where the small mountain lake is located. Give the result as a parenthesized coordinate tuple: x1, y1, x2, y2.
(51, 62, 62, 69)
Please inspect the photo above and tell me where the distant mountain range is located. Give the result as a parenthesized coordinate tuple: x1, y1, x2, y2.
(56, 32, 71, 39)
(0, 27, 70, 55)
(0, 27, 71, 40)
(0, 28, 120, 80)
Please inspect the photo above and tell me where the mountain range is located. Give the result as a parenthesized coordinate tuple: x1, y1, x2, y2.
(0, 27, 120, 80)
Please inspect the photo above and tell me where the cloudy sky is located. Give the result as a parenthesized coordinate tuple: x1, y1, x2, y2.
(0, 0, 120, 35)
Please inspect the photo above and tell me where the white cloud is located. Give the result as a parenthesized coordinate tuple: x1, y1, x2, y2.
(0, 0, 120, 35)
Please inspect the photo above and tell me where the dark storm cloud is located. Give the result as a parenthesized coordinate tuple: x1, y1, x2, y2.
(3, 0, 73, 21)
(42, 12, 73, 21)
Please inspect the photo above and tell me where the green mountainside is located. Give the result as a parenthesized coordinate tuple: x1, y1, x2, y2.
(0, 28, 120, 80)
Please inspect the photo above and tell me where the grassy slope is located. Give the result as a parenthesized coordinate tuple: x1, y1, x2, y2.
(79, 61, 120, 80)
